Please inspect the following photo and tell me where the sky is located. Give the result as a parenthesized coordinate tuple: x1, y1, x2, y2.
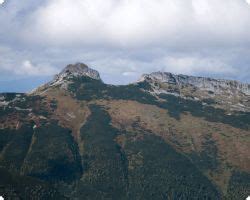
(0, 0, 250, 92)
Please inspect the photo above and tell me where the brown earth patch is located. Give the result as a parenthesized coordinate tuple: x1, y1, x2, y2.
(41, 89, 90, 145)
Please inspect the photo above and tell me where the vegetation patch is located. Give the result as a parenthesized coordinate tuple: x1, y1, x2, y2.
(225, 171, 250, 200)
(21, 121, 82, 182)
(0, 167, 65, 199)
(0, 124, 34, 172)
(75, 105, 220, 199)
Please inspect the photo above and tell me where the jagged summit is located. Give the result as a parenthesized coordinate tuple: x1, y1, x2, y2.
(57, 63, 101, 81)
(51, 62, 101, 86)
(139, 71, 250, 95)
(33, 63, 102, 93)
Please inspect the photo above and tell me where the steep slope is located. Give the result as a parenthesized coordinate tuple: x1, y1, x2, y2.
(0, 63, 249, 199)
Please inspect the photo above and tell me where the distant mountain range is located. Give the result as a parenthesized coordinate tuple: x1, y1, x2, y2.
(0, 63, 249, 199)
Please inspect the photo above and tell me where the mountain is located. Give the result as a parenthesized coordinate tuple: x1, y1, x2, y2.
(0, 63, 249, 199)
(140, 72, 250, 95)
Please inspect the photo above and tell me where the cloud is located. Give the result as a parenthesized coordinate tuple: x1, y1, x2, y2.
(160, 56, 236, 75)
(0, 0, 250, 87)
(23, 0, 250, 48)
(0, 45, 58, 78)
(122, 71, 137, 76)
(16, 60, 58, 76)
(0, 46, 58, 78)
(82, 50, 242, 84)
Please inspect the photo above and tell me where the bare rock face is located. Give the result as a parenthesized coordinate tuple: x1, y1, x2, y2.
(140, 72, 250, 95)
(138, 71, 250, 112)
(34, 63, 102, 93)
(51, 63, 101, 88)
(58, 63, 101, 81)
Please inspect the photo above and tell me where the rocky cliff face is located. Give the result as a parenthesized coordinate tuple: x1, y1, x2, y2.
(52, 62, 101, 86)
(138, 72, 250, 112)
(58, 63, 101, 80)
(34, 63, 102, 93)
(140, 72, 250, 95)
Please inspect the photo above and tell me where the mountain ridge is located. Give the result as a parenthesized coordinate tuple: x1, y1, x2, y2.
(139, 71, 250, 95)
(0, 62, 249, 199)
(35, 62, 250, 96)
(52, 62, 250, 94)
(32, 62, 249, 112)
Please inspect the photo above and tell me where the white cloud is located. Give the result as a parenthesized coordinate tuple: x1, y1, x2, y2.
(23, 0, 250, 47)
(160, 56, 237, 75)
(81, 50, 240, 83)
(122, 71, 137, 76)
(0, 0, 4, 5)
(16, 60, 58, 76)
(0, 0, 250, 85)
(0, 45, 58, 78)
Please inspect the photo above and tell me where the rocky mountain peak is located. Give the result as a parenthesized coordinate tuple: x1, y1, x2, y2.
(140, 71, 250, 95)
(58, 63, 101, 80)
(51, 62, 101, 87)
(33, 63, 102, 94)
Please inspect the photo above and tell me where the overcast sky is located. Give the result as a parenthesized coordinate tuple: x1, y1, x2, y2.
(0, 0, 250, 92)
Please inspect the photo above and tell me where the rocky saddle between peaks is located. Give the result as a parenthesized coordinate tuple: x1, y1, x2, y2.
(0, 63, 249, 199)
